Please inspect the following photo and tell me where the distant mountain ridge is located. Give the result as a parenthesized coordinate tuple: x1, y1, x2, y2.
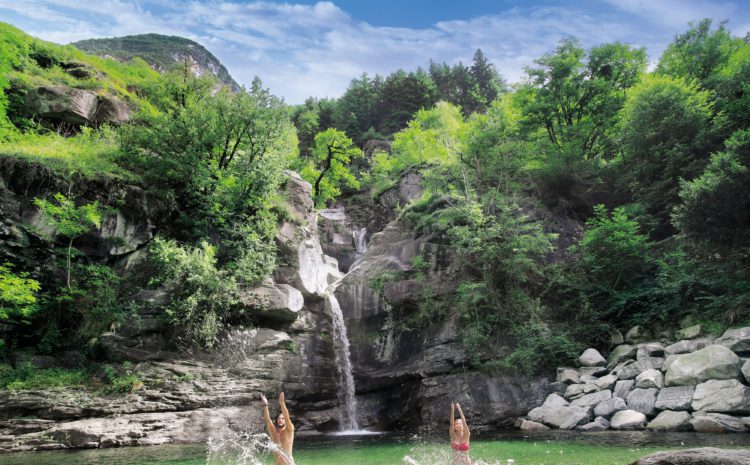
(72, 33, 240, 91)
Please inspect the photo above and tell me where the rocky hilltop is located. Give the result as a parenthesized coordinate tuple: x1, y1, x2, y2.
(72, 34, 240, 90)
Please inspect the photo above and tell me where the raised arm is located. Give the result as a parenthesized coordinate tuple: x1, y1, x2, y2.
(260, 394, 276, 440)
(449, 402, 456, 442)
(457, 403, 470, 440)
(279, 392, 294, 432)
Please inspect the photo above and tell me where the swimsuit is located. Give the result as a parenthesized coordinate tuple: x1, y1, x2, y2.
(452, 442, 470, 451)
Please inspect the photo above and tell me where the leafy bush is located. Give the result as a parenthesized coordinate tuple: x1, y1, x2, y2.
(100, 362, 143, 394)
(34, 193, 103, 288)
(481, 322, 581, 376)
(0, 262, 40, 323)
(149, 238, 238, 348)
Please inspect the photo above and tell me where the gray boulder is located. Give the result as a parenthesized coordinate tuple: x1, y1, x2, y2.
(637, 343, 665, 360)
(625, 326, 648, 344)
(611, 330, 624, 345)
(582, 381, 600, 393)
(570, 389, 611, 408)
(663, 354, 680, 373)
(239, 283, 304, 322)
(579, 366, 608, 377)
(614, 379, 635, 399)
(655, 386, 694, 411)
(665, 338, 711, 355)
(635, 369, 664, 389)
(576, 416, 610, 432)
(25, 86, 98, 125)
(608, 344, 637, 367)
(715, 327, 750, 355)
(626, 388, 659, 417)
(594, 397, 627, 419)
(646, 411, 692, 432)
(564, 383, 585, 400)
(93, 95, 132, 126)
(630, 447, 750, 465)
(692, 379, 750, 414)
(556, 368, 580, 384)
(519, 419, 549, 431)
(595, 374, 618, 391)
(579, 348, 607, 367)
(541, 393, 569, 408)
(665, 345, 741, 386)
(675, 324, 703, 340)
(691, 412, 748, 433)
(610, 409, 647, 430)
(24, 86, 131, 126)
(614, 357, 664, 380)
(743, 360, 750, 384)
(528, 405, 591, 429)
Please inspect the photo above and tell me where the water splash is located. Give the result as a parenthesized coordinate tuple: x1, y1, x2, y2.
(326, 291, 359, 431)
(212, 327, 260, 373)
(206, 427, 295, 465)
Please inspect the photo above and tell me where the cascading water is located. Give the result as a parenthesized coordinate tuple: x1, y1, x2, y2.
(326, 288, 360, 431)
(352, 227, 368, 268)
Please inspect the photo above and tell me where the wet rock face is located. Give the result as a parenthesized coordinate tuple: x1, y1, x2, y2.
(0, 157, 172, 270)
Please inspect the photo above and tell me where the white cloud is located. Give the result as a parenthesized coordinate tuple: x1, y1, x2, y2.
(600, 0, 737, 28)
(1, 0, 744, 103)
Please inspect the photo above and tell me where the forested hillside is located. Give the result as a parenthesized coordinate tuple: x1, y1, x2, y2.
(0, 17, 748, 390)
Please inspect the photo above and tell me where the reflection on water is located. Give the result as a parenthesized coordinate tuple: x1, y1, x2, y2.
(1, 431, 750, 465)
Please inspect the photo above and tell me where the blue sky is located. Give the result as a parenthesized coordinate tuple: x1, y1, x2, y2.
(1, 1, 748, 103)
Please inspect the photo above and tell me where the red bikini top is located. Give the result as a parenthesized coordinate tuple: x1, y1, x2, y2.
(452, 442, 470, 451)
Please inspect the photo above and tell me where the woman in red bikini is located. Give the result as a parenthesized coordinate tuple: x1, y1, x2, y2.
(449, 402, 471, 465)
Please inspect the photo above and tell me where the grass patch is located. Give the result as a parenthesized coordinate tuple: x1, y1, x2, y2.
(0, 128, 138, 181)
(0, 363, 89, 390)
(0, 362, 143, 394)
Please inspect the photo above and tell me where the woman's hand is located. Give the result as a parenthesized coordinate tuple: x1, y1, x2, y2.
(260, 394, 268, 406)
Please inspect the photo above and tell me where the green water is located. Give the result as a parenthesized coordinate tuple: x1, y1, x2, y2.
(1, 432, 749, 465)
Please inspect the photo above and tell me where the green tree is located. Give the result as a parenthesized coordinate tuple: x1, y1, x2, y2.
(122, 70, 292, 251)
(428, 60, 476, 115)
(673, 128, 750, 254)
(578, 205, 653, 290)
(34, 193, 102, 288)
(619, 75, 717, 233)
(300, 128, 363, 206)
(333, 73, 380, 144)
(657, 19, 738, 86)
(657, 19, 750, 134)
(458, 97, 531, 200)
(469, 48, 505, 113)
(149, 238, 237, 348)
(520, 38, 646, 159)
(375, 69, 437, 135)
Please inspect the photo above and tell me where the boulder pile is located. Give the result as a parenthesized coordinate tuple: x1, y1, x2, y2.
(521, 325, 750, 433)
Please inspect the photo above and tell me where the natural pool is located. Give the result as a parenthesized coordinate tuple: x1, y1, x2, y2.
(1, 431, 750, 465)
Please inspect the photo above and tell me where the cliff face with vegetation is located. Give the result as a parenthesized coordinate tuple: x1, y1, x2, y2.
(0, 18, 749, 452)
(72, 34, 240, 91)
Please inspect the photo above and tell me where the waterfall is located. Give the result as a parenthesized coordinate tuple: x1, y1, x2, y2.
(351, 227, 368, 268)
(326, 289, 360, 431)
